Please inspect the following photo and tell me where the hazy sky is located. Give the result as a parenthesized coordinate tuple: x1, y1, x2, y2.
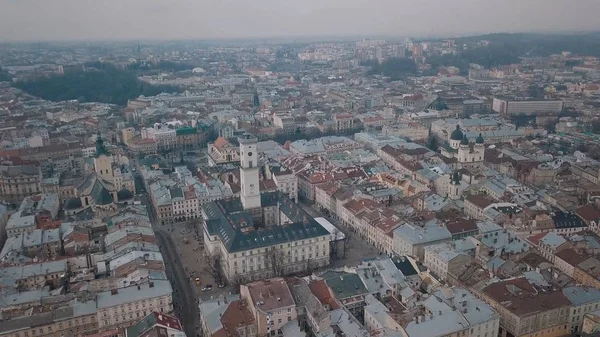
(1, 0, 599, 41)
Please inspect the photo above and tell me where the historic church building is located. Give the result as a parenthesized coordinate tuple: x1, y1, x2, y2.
(441, 125, 485, 167)
(64, 133, 136, 215)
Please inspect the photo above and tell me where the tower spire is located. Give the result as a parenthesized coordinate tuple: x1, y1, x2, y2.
(95, 131, 108, 157)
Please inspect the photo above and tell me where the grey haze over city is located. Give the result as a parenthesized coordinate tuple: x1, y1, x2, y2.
(1, 0, 600, 41)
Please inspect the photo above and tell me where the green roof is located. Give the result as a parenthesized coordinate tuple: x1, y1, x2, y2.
(169, 187, 184, 199)
(321, 271, 368, 300)
(117, 188, 134, 201)
(64, 197, 82, 210)
(91, 180, 113, 205)
(203, 191, 330, 253)
(441, 142, 457, 153)
(176, 127, 197, 136)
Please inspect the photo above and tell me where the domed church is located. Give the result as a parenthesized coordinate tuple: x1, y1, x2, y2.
(64, 132, 135, 215)
(440, 125, 485, 167)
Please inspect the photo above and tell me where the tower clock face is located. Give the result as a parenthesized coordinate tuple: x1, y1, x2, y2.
(248, 152, 253, 157)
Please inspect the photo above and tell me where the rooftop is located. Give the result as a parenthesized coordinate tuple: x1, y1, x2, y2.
(321, 270, 368, 300)
(482, 277, 570, 316)
(203, 191, 330, 253)
(97, 280, 172, 309)
(244, 277, 295, 311)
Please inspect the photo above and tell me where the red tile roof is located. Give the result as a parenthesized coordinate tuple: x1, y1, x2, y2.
(576, 204, 600, 222)
(465, 194, 494, 209)
(309, 279, 340, 310)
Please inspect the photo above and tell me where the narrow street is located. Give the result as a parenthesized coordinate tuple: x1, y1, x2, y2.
(139, 182, 200, 337)
(156, 229, 200, 337)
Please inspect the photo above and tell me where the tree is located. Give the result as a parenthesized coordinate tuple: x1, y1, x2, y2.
(330, 228, 342, 259)
(576, 143, 589, 153)
(203, 253, 224, 284)
(542, 120, 557, 134)
(365, 58, 417, 80)
(342, 232, 352, 258)
(427, 136, 439, 151)
(15, 62, 181, 105)
(428, 97, 449, 111)
(265, 246, 285, 277)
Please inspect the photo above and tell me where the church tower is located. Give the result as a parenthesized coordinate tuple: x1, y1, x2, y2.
(94, 131, 113, 181)
(239, 135, 261, 210)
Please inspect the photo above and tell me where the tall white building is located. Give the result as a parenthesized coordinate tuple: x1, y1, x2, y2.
(239, 135, 261, 210)
(492, 97, 564, 116)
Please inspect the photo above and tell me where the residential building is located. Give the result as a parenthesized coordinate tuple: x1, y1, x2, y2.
(424, 240, 475, 281)
(96, 280, 173, 331)
(240, 278, 297, 337)
(480, 277, 570, 337)
(0, 161, 43, 205)
(563, 286, 600, 334)
(393, 221, 452, 261)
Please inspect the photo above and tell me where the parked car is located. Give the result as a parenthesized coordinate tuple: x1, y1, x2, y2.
(201, 284, 213, 292)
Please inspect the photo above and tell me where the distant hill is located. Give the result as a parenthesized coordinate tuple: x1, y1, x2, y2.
(14, 62, 181, 105)
(426, 32, 600, 74)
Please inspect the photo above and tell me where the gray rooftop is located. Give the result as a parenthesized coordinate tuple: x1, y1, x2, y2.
(97, 280, 172, 309)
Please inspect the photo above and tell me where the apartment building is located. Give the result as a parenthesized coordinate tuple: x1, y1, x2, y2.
(18, 142, 85, 177)
(96, 280, 173, 331)
(0, 260, 67, 290)
(481, 277, 570, 337)
(272, 170, 298, 203)
(127, 138, 157, 155)
(393, 221, 452, 261)
(0, 162, 42, 205)
(562, 286, 600, 334)
(424, 241, 474, 281)
(147, 166, 232, 225)
(0, 300, 99, 337)
(240, 278, 297, 337)
(464, 194, 495, 220)
(199, 294, 258, 337)
(207, 136, 240, 166)
(141, 126, 177, 150)
(333, 113, 355, 132)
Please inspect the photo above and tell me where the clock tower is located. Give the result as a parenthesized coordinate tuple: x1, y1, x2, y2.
(238, 135, 261, 210)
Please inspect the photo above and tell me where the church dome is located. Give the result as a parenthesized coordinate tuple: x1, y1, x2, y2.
(91, 181, 114, 205)
(450, 125, 464, 141)
(65, 197, 82, 210)
(460, 135, 470, 146)
(117, 188, 134, 201)
(476, 133, 484, 144)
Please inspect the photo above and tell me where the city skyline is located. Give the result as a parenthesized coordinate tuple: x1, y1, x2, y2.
(1, 0, 600, 42)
